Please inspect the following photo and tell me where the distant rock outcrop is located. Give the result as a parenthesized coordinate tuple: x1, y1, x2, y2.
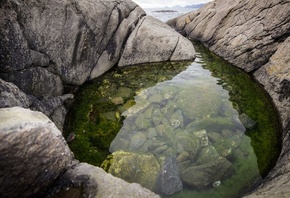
(167, 0, 290, 197)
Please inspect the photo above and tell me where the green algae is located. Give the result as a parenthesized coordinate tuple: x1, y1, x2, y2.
(64, 62, 191, 166)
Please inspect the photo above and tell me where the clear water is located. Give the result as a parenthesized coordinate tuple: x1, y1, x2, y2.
(65, 6, 280, 197)
(65, 43, 281, 197)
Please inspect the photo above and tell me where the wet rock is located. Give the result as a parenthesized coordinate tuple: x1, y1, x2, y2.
(174, 131, 200, 160)
(149, 94, 164, 103)
(0, 107, 73, 197)
(114, 87, 133, 98)
(195, 145, 220, 165)
(128, 132, 147, 151)
(193, 129, 209, 147)
(111, 97, 124, 105)
(156, 124, 175, 145)
(170, 109, 184, 129)
(176, 88, 222, 120)
(181, 157, 233, 189)
(147, 128, 158, 139)
(208, 132, 222, 143)
(106, 151, 161, 191)
(135, 114, 152, 130)
(156, 156, 183, 196)
(239, 113, 257, 130)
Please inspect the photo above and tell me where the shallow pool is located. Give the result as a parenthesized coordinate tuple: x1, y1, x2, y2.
(64, 43, 281, 197)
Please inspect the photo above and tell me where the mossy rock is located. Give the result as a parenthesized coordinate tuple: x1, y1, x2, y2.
(102, 151, 162, 191)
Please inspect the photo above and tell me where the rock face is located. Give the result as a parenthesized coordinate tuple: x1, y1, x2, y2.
(118, 16, 195, 66)
(0, 0, 195, 98)
(167, 0, 290, 197)
(0, 0, 195, 129)
(0, 107, 74, 198)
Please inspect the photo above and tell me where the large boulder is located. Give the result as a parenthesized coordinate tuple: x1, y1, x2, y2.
(0, 0, 195, 100)
(167, 0, 290, 197)
(0, 107, 74, 197)
(118, 16, 195, 66)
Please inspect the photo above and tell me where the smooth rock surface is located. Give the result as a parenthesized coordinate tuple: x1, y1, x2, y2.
(118, 16, 195, 66)
(0, 107, 74, 198)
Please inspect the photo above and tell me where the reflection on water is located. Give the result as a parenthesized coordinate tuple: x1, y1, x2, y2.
(65, 44, 281, 198)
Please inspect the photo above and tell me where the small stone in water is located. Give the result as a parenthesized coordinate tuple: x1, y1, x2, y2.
(213, 180, 221, 187)
(111, 97, 124, 105)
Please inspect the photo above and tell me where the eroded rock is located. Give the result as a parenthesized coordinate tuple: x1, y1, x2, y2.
(0, 107, 74, 197)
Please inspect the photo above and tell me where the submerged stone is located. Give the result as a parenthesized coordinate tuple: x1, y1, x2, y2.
(181, 157, 233, 189)
(156, 156, 183, 196)
(105, 151, 161, 191)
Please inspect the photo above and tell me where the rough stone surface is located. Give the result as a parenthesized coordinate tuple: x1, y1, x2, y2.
(118, 16, 195, 66)
(0, 107, 74, 198)
(60, 162, 161, 198)
(0, 78, 31, 108)
(156, 156, 183, 196)
(167, 0, 290, 72)
(168, 0, 290, 197)
(0, 0, 195, 101)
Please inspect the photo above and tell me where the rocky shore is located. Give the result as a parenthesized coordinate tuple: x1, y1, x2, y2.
(0, 0, 195, 197)
(1, 0, 290, 197)
(167, 0, 290, 197)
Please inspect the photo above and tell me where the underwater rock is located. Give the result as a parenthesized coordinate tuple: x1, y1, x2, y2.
(128, 132, 147, 151)
(176, 87, 222, 120)
(156, 156, 183, 196)
(181, 157, 233, 189)
(114, 87, 133, 98)
(170, 109, 184, 129)
(174, 131, 200, 160)
(195, 145, 221, 165)
(238, 113, 257, 130)
(193, 129, 209, 147)
(156, 124, 175, 146)
(213, 135, 242, 158)
(111, 97, 124, 105)
(135, 114, 153, 130)
(106, 151, 161, 191)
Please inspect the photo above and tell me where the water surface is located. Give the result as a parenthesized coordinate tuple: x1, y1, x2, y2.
(64, 43, 281, 197)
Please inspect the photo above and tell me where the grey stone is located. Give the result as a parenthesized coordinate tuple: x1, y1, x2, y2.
(0, 78, 31, 108)
(118, 16, 195, 66)
(0, 107, 74, 198)
(181, 157, 233, 189)
(128, 132, 147, 151)
(157, 156, 183, 196)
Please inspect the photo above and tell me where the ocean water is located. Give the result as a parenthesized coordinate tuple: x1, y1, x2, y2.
(144, 7, 196, 22)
